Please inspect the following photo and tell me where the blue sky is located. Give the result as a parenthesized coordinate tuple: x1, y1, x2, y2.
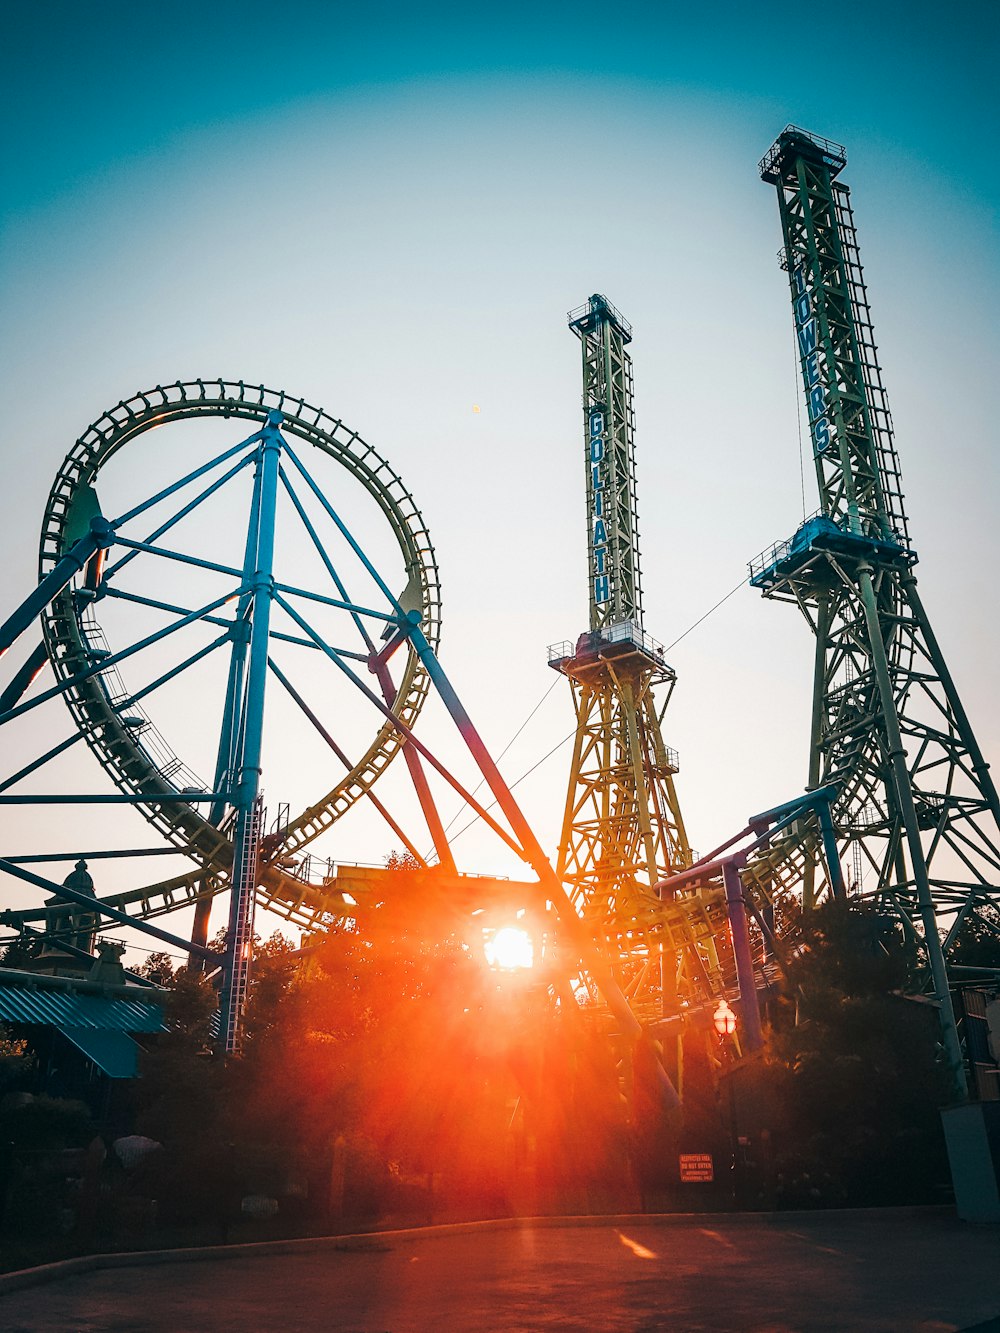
(4, 1, 998, 218)
(1, 0, 997, 942)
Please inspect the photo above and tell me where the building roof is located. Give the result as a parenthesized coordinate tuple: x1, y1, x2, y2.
(0, 984, 165, 1033)
(59, 1027, 142, 1078)
(0, 976, 167, 1079)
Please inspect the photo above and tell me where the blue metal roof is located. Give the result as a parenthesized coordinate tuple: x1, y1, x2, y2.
(61, 1027, 141, 1079)
(0, 985, 165, 1033)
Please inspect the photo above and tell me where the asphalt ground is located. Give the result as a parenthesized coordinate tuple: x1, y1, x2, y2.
(1, 1210, 998, 1332)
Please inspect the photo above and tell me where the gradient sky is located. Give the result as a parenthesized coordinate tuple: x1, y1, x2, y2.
(1, 1, 997, 953)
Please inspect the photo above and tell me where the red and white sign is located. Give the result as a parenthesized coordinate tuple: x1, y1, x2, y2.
(679, 1153, 714, 1183)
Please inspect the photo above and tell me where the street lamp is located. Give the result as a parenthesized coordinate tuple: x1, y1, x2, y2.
(713, 999, 737, 1038)
(713, 999, 740, 1205)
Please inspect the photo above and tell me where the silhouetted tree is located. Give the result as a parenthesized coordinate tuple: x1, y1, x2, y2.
(762, 901, 952, 1207)
(949, 903, 1000, 969)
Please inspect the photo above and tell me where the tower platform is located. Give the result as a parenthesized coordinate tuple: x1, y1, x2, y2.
(758, 125, 847, 184)
(547, 618, 675, 684)
(749, 513, 914, 599)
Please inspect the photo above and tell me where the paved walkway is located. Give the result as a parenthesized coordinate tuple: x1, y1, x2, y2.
(1, 1211, 998, 1331)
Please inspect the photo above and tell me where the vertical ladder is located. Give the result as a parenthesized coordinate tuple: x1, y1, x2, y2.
(833, 184, 911, 549)
(224, 796, 262, 1054)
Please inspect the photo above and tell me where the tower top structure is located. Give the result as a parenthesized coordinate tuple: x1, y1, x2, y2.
(568, 291, 633, 344)
(759, 125, 846, 185)
(567, 293, 643, 633)
(755, 124, 910, 555)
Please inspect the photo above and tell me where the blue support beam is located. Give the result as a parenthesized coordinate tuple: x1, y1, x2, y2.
(103, 450, 256, 584)
(0, 858, 223, 962)
(282, 443, 404, 614)
(278, 466, 378, 654)
(0, 793, 228, 804)
(0, 588, 239, 728)
(0, 521, 111, 659)
(218, 412, 282, 1053)
(723, 859, 765, 1052)
(0, 641, 49, 712)
(267, 656, 427, 866)
(111, 428, 263, 529)
(0, 631, 229, 795)
(272, 593, 521, 856)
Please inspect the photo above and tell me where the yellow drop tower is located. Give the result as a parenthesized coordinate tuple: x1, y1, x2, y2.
(550, 296, 724, 1020)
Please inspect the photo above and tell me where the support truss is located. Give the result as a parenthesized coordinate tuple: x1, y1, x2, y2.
(754, 126, 1000, 1091)
(553, 297, 696, 1019)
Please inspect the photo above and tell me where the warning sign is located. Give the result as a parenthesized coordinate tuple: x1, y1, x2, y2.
(679, 1153, 714, 1183)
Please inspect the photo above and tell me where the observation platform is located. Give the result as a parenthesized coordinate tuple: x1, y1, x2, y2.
(749, 513, 913, 598)
(567, 292, 632, 344)
(758, 124, 847, 184)
(547, 619, 675, 683)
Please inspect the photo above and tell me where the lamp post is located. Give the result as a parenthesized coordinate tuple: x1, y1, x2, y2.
(713, 999, 738, 1039)
(714, 999, 740, 1205)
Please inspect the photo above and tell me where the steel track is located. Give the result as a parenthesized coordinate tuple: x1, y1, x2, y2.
(38, 380, 441, 929)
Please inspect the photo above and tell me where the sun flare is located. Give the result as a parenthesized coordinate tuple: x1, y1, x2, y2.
(484, 926, 534, 970)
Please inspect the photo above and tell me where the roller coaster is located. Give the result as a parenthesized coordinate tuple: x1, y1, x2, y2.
(1, 128, 998, 1098)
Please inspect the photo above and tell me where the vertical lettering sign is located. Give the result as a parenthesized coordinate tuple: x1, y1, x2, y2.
(793, 264, 831, 454)
(589, 406, 610, 604)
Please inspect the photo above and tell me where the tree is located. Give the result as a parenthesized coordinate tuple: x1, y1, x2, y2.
(223, 861, 629, 1215)
(0, 935, 41, 969)
(129, 963, 228, 1225)
(949, 903, 1000, 969)
(762, 901, 952, 1207)
(121, 865, 631, 1225)
(134, 951, 176, 985)
(0, 1023, 33, 1094)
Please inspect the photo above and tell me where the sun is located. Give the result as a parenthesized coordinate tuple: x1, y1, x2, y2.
(484, 926, 534, 970)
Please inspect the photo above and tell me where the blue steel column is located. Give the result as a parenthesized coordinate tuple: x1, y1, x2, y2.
(816, 795, 846, 900)
(722, 859, 764, 1051)
(0, 520, 110, 658)
(218, 411, 283, 1053)
(190, 445, 264, 964)
(209, 468, 263, 826)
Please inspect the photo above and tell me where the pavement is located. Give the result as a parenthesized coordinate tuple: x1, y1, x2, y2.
(0, 1210, 998, 1332)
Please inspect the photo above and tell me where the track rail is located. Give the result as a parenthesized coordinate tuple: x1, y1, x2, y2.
(37, 380, 441, 925)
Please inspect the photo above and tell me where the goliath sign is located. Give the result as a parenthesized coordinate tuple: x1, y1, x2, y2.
(793, 264, 831, 453)
(588, 406, 610, 604)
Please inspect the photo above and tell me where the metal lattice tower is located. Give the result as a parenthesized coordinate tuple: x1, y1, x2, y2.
(550, 295, 701, 1017)
(751, 126, 1000, 1089)
(573, 294, 644, 629)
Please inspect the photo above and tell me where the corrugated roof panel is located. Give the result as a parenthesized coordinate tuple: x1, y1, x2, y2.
(0, 986, 165, 1033)
(61, 1027, 141, 1079)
